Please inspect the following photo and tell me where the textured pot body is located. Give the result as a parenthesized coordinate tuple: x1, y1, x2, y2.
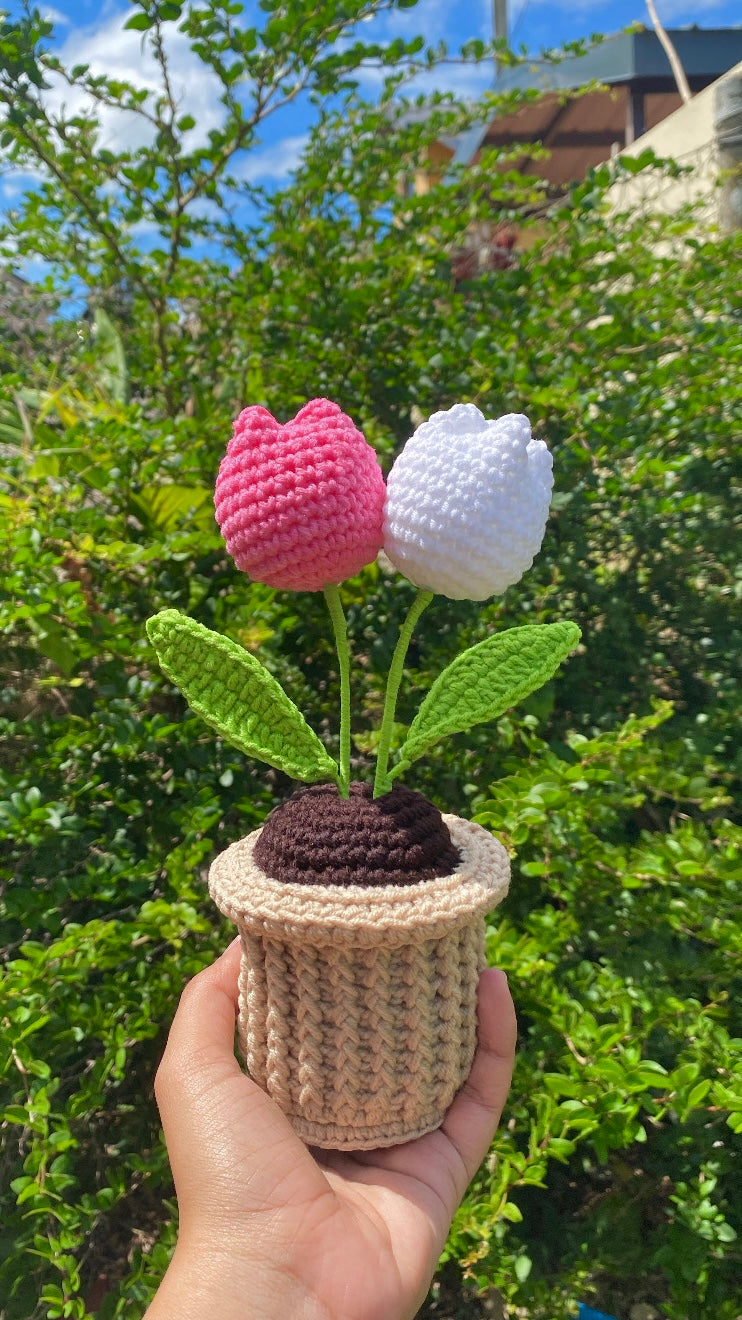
(208, 815, 509, 1150)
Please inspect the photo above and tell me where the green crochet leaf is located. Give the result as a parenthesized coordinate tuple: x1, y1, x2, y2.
(391, 621, 581, 780)
(146, 609, 339, 785)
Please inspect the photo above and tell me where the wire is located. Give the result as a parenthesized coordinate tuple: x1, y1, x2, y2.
(510, 0, 531, 46)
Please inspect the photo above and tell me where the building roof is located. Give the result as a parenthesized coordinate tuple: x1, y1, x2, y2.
(493, 26, 742, 94)
(449, 26, 742, 187)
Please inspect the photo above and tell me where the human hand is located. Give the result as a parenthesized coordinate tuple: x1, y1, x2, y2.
(145, 938, 516, 1320)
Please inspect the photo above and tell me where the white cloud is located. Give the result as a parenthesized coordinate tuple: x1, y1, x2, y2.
(5, 252, 54, 282)
(46, 7, 227, 153)
(353, 54, 493, 99)
(407, 61, 494, 99)
(237, 133, 310, 184)
(129, 216, 161, 238)
(376, 0, 528, 52)
(0, 169, 44, 199)
(347, 0, 500, 100)
(40, 5, 71, 25)
(0, 8, 232, 226)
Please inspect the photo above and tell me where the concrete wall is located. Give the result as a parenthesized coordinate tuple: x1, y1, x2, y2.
(608, 59, 742, 227)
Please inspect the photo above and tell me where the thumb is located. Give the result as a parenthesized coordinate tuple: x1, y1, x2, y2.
(154, 940, 327, 1220)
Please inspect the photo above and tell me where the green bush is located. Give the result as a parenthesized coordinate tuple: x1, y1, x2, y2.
(1, 4, 741, 1316)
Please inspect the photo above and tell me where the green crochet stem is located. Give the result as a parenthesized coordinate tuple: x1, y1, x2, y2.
(373, 587, 434, 798)
(324, 584, 351, 798)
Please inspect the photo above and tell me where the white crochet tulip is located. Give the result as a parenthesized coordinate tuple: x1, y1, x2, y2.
(383, 404, 553, 601)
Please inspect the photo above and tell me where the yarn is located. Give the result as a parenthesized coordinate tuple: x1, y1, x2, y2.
(145, 609, 340, 783)
(214, 398, 386, 592)
(254, 781, 460, 887)
(383, 404, 553, 600)
(396, 620, 582, 774)
(209, 814, 511, 1149)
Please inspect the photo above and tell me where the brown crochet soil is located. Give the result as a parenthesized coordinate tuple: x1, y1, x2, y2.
(253, 781, 461, 887)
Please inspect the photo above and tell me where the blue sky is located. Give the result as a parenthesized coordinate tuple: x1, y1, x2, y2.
(8, 0, 742, 155)
(28, 0, 742, 53)
(4, 0, 741, 175)
(1, 0, 740, 265)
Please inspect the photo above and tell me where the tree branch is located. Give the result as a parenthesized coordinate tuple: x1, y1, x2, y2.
(645, 0, 692, 104)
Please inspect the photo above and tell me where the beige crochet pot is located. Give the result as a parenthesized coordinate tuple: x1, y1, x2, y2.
(208, 814, 510, 1150)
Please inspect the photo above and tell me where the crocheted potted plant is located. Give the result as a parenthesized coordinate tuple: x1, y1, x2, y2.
(146, 398, 580, 1150)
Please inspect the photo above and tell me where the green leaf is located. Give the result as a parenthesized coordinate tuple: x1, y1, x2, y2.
(91, 308, 128, 404)
(146, 610, 339, 785)
(17, 1180, 42, 1204)
(129, 482, 213, 533)
(392, 622, 581, 777)
(514, 1254, 532, 1283)
(123, 13, 153, 31)
(687, 1079, 711, 1110)
(27, 617, 78, 678)
(4, 1107, 31, 1125)
(548, 1137, 576, 1161)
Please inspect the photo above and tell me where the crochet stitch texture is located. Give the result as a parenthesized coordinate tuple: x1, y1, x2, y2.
(383, 403, 554, 600)
(145, 608, 339, 783)
(214, 398, 386, 592)
(254, 782, 460, 887)
(209, 815, 510, 1149)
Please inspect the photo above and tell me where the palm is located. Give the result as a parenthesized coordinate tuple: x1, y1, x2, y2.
(313, 1136, 481, 1319)
(153, 942, 515, 1320)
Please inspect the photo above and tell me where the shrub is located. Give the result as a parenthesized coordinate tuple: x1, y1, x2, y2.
(1, 4, 740, 1315)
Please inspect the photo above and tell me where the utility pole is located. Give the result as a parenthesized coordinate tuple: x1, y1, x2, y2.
(494, 0, 508, 76)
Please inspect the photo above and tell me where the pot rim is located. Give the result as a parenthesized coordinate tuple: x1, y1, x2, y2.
(209, 814, 510, 947)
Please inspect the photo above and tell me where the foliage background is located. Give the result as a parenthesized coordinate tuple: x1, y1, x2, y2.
(1, 3, 741, 1318)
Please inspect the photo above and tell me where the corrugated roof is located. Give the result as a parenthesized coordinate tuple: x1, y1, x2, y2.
(448, 27, 742, 187)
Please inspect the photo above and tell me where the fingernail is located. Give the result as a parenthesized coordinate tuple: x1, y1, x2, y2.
(217, 935, 241, 958)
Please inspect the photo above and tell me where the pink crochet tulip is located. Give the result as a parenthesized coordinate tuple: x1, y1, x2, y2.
(214, 398, 386, 592)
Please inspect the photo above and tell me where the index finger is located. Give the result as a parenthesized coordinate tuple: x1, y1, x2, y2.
(440, 967, 517, 1188)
